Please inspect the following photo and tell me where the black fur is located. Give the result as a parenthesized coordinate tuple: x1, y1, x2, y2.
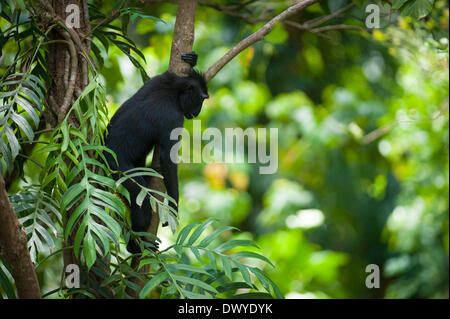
(105, 52, 208, 254)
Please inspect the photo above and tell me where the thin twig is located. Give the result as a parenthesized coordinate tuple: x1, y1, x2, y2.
(302, 2, 355, 28)
(311, 24, 362, 33)
(286, 21, 362, 35)
(17, 154, 44, 169)
(362, 122, 395, 144)
(205, 0, 320, 81)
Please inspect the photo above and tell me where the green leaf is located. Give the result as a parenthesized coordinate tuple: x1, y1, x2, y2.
(4, 126, 19, 160)
(231, 251, 275, 267)
(122, 13, 130, 35)
(0, 265, 16, 298)
(115, 169, 162, 186)
(73, 217, 89, 257)
(392, 0, 410, 9)
(121, 8, 164, 24)
(176, 222, 201, 245)
(187, 218, 216, 246)
(168, 263, 210, 275)
(10, 113, 33, 141)
(190, 247, 202, 263)
(89, 223, 111, 256)
(206, 250, 216, 269)
(172, 275, 218, 294)
(0, 89, 18, 98)
(215, 240, 259, 253)
(138, 258, 159, 269)
(266, 276, 284, 299)
(0, 138, 13, 170)
(139, 272, 168, 298)
(166, 211, 178, 233)
(124, 279, 142, 292)
(401, 0, 434, 19)
(23, 82, 44, 103)
(249, 267, 270, 293)
(179, 288, 213, 299)
(91, 188, 125, 214)
(61, 182, 85, 211)
(198, 226, 237, 248)
(61, 122, 70, 152)
(83, 229, 97, 269)
(221, 256, 232, 280)
(136, 188, 147, 207)
(230, 292, 273, 299)
(234, 262, 252, 286)
(90, 205, 121, 238)
(17, 96, 39, 127)
(65, 200, 88, 239)
(216, 282, 252, 293)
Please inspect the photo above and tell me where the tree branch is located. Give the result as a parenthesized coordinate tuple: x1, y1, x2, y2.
(127, 0, 199, 299)
(147, 1, 198, 237)
(0, 174, 41, 299)
(204, 0, 320, 82)
(310, 24, 362, 33)
(198, 0, 267, 24)
(169, 1, 199, 75)
(301, 2, 355, 29)
(285, 21, 362, 36)
(149, 0, 198, 233)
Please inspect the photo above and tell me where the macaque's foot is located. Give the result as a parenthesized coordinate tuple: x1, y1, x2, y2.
(126, 237, 159, 254)
(181, 51, 198, 67)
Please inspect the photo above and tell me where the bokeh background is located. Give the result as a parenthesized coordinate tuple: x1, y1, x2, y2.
(2, 0, 448, 299)
(96, 1, 449, 298)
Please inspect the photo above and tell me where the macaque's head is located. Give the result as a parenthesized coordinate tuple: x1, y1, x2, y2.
(179, 70, 209, 119)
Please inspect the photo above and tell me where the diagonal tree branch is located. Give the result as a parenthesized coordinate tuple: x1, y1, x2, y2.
(204, 0, 320, 82)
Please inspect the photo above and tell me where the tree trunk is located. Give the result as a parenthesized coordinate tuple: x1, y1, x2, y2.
(148, 0, 198, 237)
(34, 0, 99, 296)
(0, 174, 41, 299)
(44, 0, 91, 127)
(128, 0, 198, 298)
(42, 0, 91, 271)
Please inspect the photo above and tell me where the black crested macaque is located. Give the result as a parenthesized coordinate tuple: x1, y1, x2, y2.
(105, 52, 208, 254)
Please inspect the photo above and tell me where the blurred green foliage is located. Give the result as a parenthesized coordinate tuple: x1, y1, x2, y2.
(1, 0, 448, 299)
(94, 0, 450, 299)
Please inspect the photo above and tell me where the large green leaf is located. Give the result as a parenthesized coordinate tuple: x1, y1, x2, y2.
(400, 0, 434, 18)
(139, 272, 169, 298)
